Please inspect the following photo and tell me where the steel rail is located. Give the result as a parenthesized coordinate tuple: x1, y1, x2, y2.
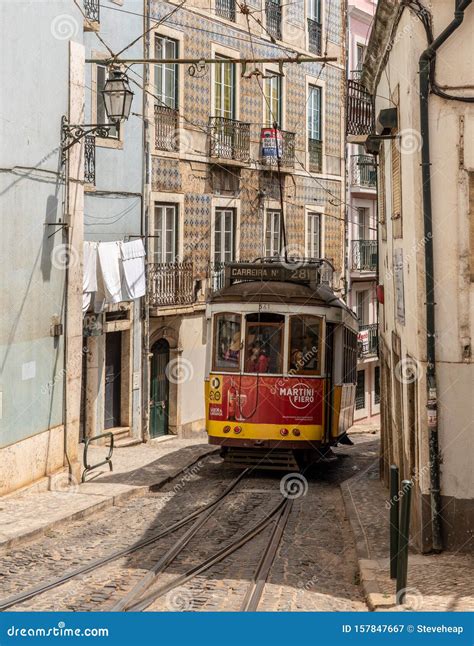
(126, 498, 289, 612)
(0, 468, 249, 611)
(240, 498, 293, 611)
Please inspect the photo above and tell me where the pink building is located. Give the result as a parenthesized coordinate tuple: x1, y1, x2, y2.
(346, 1, 379, 423)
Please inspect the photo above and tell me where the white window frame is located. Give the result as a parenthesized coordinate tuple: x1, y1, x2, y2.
(306, 212, 321, 259)
(214, 208, 236, 264)
(264, 73, 282, 128)
(214, 55, 236, 120)
(265, 209, 282, 257)
(153, 203, 179, 263)
(308, 84, 322, 141)
(154, 35, 178, 109)
(308, 0, 321, 21)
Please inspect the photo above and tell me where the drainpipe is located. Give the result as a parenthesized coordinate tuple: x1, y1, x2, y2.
(418, 0, 472, 552)
(141, 0, 151, 443)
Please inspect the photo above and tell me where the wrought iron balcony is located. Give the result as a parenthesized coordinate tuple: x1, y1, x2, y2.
(84, 135, 95, 185)
(148, 262, 195, 307)
(209, 117, 250, 162)
(265, 0, 282, 40)
(84, 0, 99, 22)
(351, 154, 376, 188)
(155, 104, 179, 152)
(260, 128, 295, 168)
(308, 138, 323, 172)
(346, 79, 374, 137)
(351, 239, 378, 272)
(216, 0, 236, 21)
(358, 323, 378, 358)
(307, 18, 322, 54)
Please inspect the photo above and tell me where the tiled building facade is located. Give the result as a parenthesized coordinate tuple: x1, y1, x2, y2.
(146, 0, 347, 437)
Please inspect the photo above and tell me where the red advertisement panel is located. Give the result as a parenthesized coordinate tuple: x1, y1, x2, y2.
(208, 375, 324, 425)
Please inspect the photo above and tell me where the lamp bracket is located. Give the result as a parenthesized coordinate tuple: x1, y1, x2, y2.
(61, 115, 111, 164)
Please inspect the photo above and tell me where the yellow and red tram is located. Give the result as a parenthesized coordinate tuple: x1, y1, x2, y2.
(204, 261, 358, 469)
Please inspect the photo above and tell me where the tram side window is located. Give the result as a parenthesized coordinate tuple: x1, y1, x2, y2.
(343, 327, 357, 384)
(245, 313, 284, 374)
(213, 313, 241, 372)
(289, 316, 322, 374)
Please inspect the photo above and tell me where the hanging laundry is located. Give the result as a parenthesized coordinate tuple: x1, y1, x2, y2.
(120, 239, 146, 300)
(83, 241, 98, 313)
(97, 241, 122, 304)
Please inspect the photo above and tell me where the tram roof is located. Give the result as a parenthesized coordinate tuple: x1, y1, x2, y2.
(209, 280, 356, 316)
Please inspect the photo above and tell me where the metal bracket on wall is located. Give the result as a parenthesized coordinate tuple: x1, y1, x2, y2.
(60, 115, 111, 165)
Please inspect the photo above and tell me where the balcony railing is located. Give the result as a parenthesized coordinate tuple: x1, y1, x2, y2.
(260, 129, 295, 168)
(350, 69, 363, 82)
(351, 239, 378, 272)
(308, 138, 323, 172)
(154, 105, 179, 152)
(358, 323, 378, 358)
(209, 117, 250, 162)
(84, 135, 95, 185)
(84, 0, 100, 22)
(265, 0, 282, 40)
(351, 154, 376, 188)
(346, 79, 374, 136)
(208, 261, 229, 292)
(148, 262, 194, 307)
(307, 18, 322, 54)
(216, 0, 236, 21)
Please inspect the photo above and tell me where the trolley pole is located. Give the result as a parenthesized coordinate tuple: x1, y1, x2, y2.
(396, 479, 413, 604)
(389, 464, 399, 579)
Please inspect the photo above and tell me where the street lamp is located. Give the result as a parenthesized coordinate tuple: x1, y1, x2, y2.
(101, 69, 134, 124)
(61, 68, 134, 164)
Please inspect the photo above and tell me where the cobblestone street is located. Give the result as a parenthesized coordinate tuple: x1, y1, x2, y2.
(0, 436, 381, 612)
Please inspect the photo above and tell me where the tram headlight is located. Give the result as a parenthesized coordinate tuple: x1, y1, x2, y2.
(280, 428, 289, 437)
(292, 428, 301, 437)
(233, 426, 242, 434)
(223, 425, 231, 433)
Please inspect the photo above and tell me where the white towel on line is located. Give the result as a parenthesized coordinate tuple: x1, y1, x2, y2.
(98, 241, 122, 304)
(83, 241, 98, 293)
(120, 239, 146, 300)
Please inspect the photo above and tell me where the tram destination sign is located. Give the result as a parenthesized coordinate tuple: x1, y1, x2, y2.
(225, 262, 319, 286)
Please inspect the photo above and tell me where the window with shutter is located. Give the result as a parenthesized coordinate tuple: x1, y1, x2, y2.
(391, 87, 402, 239)
(469, 172, 474, 282)
(378, 143, 386, 241)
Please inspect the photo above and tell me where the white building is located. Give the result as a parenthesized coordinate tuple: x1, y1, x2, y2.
(355, 0, 474, 552)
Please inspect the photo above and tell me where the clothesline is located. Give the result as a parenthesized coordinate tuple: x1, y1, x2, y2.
(83, 239, 146, 315)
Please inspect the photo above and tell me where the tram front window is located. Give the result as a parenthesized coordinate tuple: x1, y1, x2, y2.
(213, 313, 241, 372)
(289, 315, 322, 374)
(245, 313, 284, 374)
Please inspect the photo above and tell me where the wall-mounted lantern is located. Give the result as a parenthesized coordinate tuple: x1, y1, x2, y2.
(60, 68, 134, 165)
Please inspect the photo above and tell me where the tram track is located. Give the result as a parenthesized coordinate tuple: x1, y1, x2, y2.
(0, 468, 249, 612)
(0, 466, 293, 613)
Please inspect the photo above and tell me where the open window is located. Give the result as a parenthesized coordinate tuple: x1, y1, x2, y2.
(245, 313, 284, 374)
(288, 315, 322, 375)
(213, 313, 242, 372)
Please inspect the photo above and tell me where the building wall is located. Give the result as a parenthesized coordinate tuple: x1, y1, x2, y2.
(366, 0, 473, 551)
(147, 0, 347, 436)
(347, 0, 379, 424)
(0, 1, 85, 494)
(82, 1, 145, 442)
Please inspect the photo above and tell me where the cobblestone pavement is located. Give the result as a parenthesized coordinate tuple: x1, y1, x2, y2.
(0, 437, 381, 612)
(0, 440, 216, 550)
(341, 437, 474, 612)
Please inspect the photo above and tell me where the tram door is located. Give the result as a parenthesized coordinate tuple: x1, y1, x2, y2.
(150, 339, 170, 437)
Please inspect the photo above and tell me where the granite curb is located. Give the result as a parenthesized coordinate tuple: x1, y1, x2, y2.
(340, 474, 395, 611)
